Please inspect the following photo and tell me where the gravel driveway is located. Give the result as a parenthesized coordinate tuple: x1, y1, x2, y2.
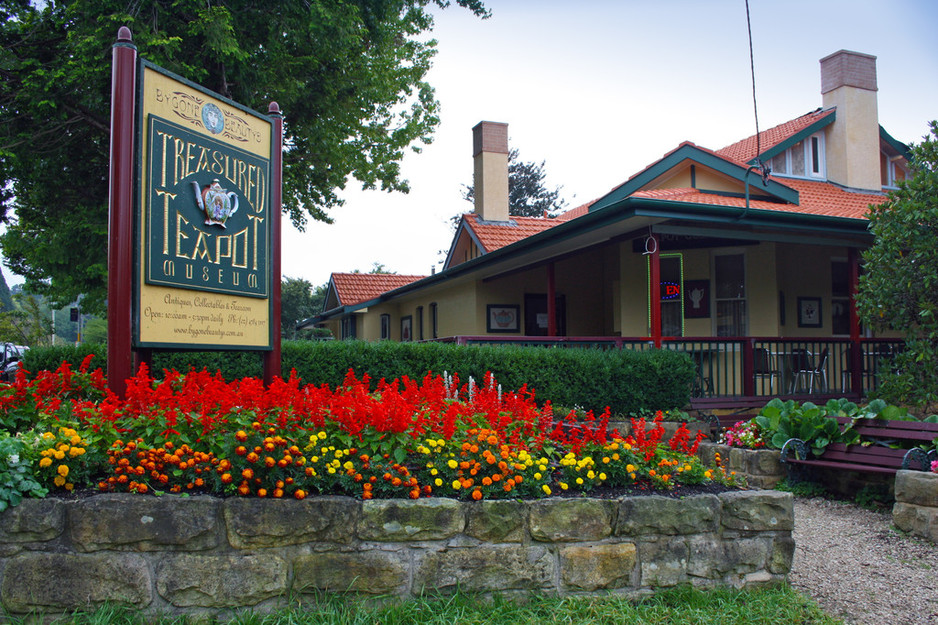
(791, 497, 938, 624)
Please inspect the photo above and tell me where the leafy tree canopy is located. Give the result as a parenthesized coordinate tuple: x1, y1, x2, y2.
(462, 148, 568, 218)
(281, 276, 329, 339)
(856, 120, 938, 409)
(0, 0, 488, 314)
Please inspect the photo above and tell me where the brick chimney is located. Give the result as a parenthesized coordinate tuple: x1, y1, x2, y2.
(472, 121, 510, 222)
(820, 50, 881, 191)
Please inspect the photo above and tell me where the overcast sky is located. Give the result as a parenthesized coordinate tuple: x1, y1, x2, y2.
(4, 0, 937, 291)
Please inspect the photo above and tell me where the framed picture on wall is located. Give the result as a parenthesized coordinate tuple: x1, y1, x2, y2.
(797, 297, 822, 328)
(683, 280, 710, 318)
(487, 304, 520, 332)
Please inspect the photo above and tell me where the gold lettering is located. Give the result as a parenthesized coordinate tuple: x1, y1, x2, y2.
(173, 137, 186, 186)
(247, 214, 264, 270)
(192, 230, 214, 263)
(175, 211, 191, 259)
(231, 227, 248, 269)
(154, 189, 177, 254)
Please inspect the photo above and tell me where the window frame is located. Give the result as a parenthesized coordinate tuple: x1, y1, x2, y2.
(712, 251, 747, 337)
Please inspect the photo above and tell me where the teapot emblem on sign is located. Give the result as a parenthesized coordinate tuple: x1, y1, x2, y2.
(192, 179, 238, 228)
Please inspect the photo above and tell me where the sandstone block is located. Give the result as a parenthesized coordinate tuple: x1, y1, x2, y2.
(155, 553, 287, 608)
(892, 502, 938, 542)
(768, 535, 796, 574)
(224, 496, 357, 548)
(465, 500, 526, 542)
(529, 499, 615, 542)
(358, 498, 463, 541)
(639, 538, 688, 587)
(685, 536, 766, 579)
(1, 553, 151, 611)
(719, 490, 794, 531)
(69, 493, 219, 552)
(414, 545, 554, 592)
(0, 498, 65, 543)
(294, 550, 408, 594)
(617, 495, 719, 536)
(894, 470, 938, 508)
(748, 449, 783, 476)
(560, 542, 637, 591)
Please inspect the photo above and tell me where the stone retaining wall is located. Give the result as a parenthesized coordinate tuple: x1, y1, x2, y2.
(893, 470, 938, 542)
(0, 491, 794, 619)
(696, 442, 785, 489)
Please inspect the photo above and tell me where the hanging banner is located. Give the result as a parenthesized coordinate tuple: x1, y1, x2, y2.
(135, 61, 273, 349)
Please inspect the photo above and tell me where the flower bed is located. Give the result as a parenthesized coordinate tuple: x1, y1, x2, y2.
(0, 490, 794, 617)
(1, 359, 737, 507)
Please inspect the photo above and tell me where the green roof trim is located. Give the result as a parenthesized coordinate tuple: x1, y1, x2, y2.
(751, 111, 836, 164)
(880, 126, 911, 161)
(589, 143, 799, 212)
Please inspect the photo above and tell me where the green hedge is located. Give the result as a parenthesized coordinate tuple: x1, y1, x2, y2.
(21, 341, 695, 415)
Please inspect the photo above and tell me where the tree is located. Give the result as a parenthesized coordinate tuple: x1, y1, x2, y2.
(281, 276, 330, 339)
(0, 0, 488, 314)
(462, 148, 568, 217)
(856, 120, 938, 410)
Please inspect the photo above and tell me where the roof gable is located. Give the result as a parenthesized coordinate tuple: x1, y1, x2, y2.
(328, 273, 427, 307)
(716, 108, 836, 165)
(590, 142, 799, 212)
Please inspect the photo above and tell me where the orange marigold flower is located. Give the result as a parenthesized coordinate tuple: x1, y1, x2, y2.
(163, 441, 173, 450)
(294, 489, 307, 500)
(409, 489, 420, 500)
(257, 488, 268, 497)
(471, 488, 483, 501)
(482, 477, 492, 486)
(235, 430, 248, 442)
(237, 484, 251, 496)
(235, 446, 247, 456)
(242, 468, 254, 480)
(362, 490, 373, 500)
(273, 488, 284, 498)
(246, 453, 259, 464)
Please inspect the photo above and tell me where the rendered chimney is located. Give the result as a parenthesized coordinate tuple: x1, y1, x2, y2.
(472, 121, 510, 222)
(820, 50, 881, 191)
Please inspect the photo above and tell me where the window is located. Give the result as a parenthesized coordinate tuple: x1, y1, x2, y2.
(416, 306, 424, 340)
(380, 314, 390, 340)
(768, 133, 825, 180)
(831, 259, 850, 335)
(341, 316, 356, 339)
(714, 253, 746, 337)
(882, 154, 908, 188)
(430, 302, 438, 339)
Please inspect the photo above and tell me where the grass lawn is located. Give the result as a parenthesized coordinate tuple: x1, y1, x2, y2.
(4, 584, 841, 624)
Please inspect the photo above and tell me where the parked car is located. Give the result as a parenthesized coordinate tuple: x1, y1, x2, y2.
(0, 343, 27, 382)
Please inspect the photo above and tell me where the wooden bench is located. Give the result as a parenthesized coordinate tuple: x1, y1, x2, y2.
(781, 418, 938, 476)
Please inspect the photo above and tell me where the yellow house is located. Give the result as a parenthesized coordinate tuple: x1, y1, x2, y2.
(302, 50, 910, 402)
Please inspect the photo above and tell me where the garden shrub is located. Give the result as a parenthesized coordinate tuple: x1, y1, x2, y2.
(21, 341, 695, 415)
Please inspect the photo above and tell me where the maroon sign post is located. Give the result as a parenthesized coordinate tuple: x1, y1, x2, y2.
(263, 102, 283, 385)
(107, 27, 137, 398)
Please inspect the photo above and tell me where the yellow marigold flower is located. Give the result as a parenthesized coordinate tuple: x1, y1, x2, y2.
(587, 470, 596, 479)
(42, 432, 55, 440)
(62, 428, 76, 438)
(54, 451, 65, 460)
(534, 473, 542, 480)
(626, 464, 635, 473)
(705, 470, 713, 479)
(69, 447, 82, 457)
(560, 482, 568, 490)
(629, 472, 636, 480)
(70, 435, 82, 446)
(599, 473, 607, 481)
(318, 431, 327, 440)
(435, 478, 443, 487)
(65, 483, 74, 491)
(541, 484, 551, 495)
(343, 461, 354, 471)
(576, 477, 584, 485)
(54, 476, 66, 487)
(452, 480, 461, 490)
(602, 457, 610, 464)
(57, 465, 69, 477)
(623, 443, 632, 451)
(448, 459, 458, 469)
(39, 457, 52, 468)
(431, 468, 439, 476)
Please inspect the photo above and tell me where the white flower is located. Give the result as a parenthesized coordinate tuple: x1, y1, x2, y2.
(8, 454, 19, 465)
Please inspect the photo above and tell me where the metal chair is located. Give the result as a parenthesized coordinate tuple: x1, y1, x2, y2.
(792, 347, 828, 393)
(753, 347, 779, 394)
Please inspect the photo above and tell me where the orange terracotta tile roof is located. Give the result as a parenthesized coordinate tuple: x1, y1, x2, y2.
(331, 273, 427, 306)
(716, 108, 835, 165)
(630, 179, 883, 220)
(462, 213, 562, 253)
